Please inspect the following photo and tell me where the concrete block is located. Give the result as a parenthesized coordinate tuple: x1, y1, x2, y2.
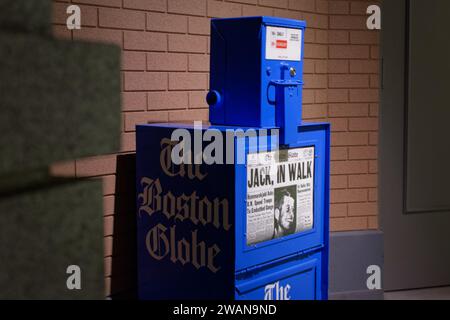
(0, 179, 104, 299)
(0, 0, 51, 35)
(0, 32, 121, 176)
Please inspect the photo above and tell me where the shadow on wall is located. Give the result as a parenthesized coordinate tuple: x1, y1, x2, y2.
(110, 153, 137, 299)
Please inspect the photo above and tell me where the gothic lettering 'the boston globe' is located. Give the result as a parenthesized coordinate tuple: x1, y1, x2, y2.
(137, 138, 231, 274)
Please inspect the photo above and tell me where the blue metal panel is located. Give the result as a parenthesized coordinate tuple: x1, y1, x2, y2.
(235, 250, 325, 300)
(209, 16, 306, 128)
(136, 124, 236, 299)
(235, 123, 330, 273)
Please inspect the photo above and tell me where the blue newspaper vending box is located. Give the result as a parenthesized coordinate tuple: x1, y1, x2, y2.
(136, 16, 330, 300)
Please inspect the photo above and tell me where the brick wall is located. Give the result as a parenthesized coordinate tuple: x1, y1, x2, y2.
(51, 0, 380, 297)
(326, 0, 379, 231)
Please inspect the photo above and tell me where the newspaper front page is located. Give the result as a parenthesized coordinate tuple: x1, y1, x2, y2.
(246, 147, 315, 245)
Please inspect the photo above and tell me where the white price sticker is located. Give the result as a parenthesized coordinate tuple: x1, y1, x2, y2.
(265, 26, 302, 61)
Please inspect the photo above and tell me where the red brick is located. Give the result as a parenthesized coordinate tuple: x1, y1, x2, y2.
(330, 203, 347, 218)
(228, 0, 257, 4)
(369, 188, 378, 201)
(189, 17, 211, 35)
(329, 74, 369, 88)
(124, 31, 167, 51)
(76, 155, 117, 177)
(303, 59, 315, 74)
(123, 0, 166, 12)
(369, 160, 378, 173)
(331, 160, 368, 174)
(103, 195, 115, 216)
(329, 15, 366, 30)
(329, 1, 349, 14)
(303, 13, 328, 29)
(189, 54, 210, 72)
(315, 29, 328, 44)
(121, 132, 136, 152)
(329, 103, 368, 117)
(350, 60, 379, 73)
(328, 30, 349, 44)
(124, 72, 167, 91)
(288, 0, 315, 12)
(104, 257, 112, 276)
(99, 8, 145, 30)
(122, 92, 147, 111)
(304, 74, 327, 89)
(272, 9, 302, 20)
(350, 31, 379, 44)
(189, 91, 208, 109)
(331, 175, 348, 189)
(208, 0, 242, 18)
(259, 0, 288, 8)
(348, 202, 377, 217)
(316, 0, 329, 14)
(242, 4, 274, 16)
(147, 91, 188, 110)
(303, 89, 314, 104)
(368, 216, 378, 229)
(369, 103, 379, 117)
(370, 75, 379, 88)
(329, 118, 348, 132)
(328, 89, 348, 103)
(104, 236, 113, 257)
(349, 174, 377, 188)
(304, 44, 328, 59)
(330, 217, 368, 232)
(315, 89, 328, 103)
(124, 111, 169, 131)
(73, 28, 123, 46)
(328, 59, 348, 73)
(169, 0, 207, 16)
(315, 60, 327, 73)
(147, 12, 187, 33)
(349, 89, 379, 102)
(147, 53, 188, 71)
(168, 109, 209, 122)
(304, 28, 315, 43)
(122, 51, 146, 71)
(302, 104, 327, 119)
(73, 0, 121, 7)
(331, 146, 348, 161)
(329, 45, 369, 59)
(169, 73, 207, 90)
(350, 1, 370, 15)
(369, 132, 378, 145)
(102, 175, 116, 196)
(331, 188, 367, 203)
(50, 160, 76, 177)
(104, 216, 114, 237)
(348, 146, 377, 160)
(331, 132, 368, 146)
(168, 34, 207, 53)
(371, 45, 379, 59)
(349, 118, 378, 131)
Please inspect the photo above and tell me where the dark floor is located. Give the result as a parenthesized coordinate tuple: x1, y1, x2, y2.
(384, 286, 450, 300)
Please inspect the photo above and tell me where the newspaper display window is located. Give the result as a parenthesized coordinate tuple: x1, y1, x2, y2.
(246, 147, 315, 246)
